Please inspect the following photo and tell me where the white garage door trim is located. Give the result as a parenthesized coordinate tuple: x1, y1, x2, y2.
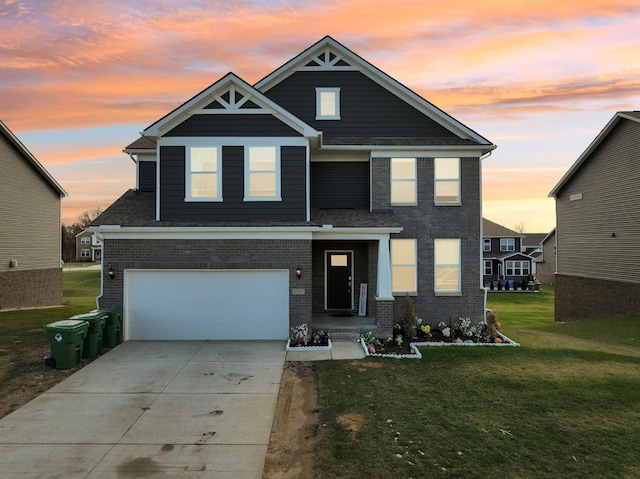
(124, 269, 289, 340)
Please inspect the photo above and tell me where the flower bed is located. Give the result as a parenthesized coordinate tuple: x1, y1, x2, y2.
(286, 324, 331, 351)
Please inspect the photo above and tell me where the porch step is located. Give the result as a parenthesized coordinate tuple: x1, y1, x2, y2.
(329, 330, 366, 341)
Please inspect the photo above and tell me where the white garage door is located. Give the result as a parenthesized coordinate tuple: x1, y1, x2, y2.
(124, 270, 289, 340)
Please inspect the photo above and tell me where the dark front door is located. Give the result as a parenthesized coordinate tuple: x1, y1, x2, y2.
(326, 251, 352, 310)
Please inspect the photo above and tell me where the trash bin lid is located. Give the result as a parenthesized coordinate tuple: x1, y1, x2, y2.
(69, 312, 108, 321)
(44, 319, 89, 330)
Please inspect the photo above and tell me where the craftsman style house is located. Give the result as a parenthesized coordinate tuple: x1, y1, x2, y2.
(92, 37, 495, 340)
(482, 218, 534, 288)
(549, 111, 640, 322)
(0, 120, 67, 310)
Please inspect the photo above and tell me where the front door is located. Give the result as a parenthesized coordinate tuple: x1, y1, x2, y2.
(326, 251, 353, 310)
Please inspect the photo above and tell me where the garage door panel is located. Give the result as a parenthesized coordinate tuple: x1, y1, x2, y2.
(125, 270, 289, 340)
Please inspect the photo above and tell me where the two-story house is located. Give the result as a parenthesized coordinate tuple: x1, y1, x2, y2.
(0, 120, 67, 310)
(549, 111, 640, 321)
(75, 229, 102, 262)
(482, 218, 535, 288)
(91, 36, 495, 341)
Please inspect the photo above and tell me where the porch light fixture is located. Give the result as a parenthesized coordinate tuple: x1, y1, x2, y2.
(296, 266, 302, 279)
(107, 265, 115, 279)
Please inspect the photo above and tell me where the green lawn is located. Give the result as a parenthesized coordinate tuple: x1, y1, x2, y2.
(0, 270, 101, 413)
(315, 285, 640, 479)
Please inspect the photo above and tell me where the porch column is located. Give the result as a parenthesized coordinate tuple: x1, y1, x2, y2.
(376, 236, 394, 300)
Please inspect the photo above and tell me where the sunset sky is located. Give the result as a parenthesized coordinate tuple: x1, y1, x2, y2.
(2, 0, 639, 232)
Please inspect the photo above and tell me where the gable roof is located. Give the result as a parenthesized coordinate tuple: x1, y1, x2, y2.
(0, 120, 67, 197)
(255, 36, 495, 152)
(549, 111, 640, 197)
(482, 218, 523, 238)
(522, 233, 547, 246)
(142, 73, 319, 140)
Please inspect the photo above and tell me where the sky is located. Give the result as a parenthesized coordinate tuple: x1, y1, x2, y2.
(2, 0, 639, 233)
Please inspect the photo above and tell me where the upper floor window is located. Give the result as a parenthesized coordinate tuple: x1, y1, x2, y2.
(434, 157, 460, 204)
(435, 238, 461, 293)
(500, 238, 515, 251)
(81, 236, 90, 244)
(186, 146, 221, 201)
(390, 158, 417, 205)
(483, 238, 491, 251)
(244, 146, 281, 201)
(316, 88, 340, 120)
(391, 239, 417, 293)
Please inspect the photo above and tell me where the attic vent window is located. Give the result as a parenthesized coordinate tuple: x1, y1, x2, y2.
(570, 193, 583, 201)
(316, 88, 340, 120)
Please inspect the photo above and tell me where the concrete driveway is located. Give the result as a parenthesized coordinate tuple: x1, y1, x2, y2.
(0, 341, 286, 478)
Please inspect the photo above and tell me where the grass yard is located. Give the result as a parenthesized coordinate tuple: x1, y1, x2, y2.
(314, 285, 640, 479)
(0, 269, 101, 418)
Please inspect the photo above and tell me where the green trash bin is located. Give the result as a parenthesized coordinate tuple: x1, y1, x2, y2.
(43, 319, 89, 370)
(69, 312, 108, 359)
(92, 306, 123, 348)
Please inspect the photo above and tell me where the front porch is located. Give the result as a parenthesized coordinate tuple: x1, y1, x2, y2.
(311, 312, 377, 340)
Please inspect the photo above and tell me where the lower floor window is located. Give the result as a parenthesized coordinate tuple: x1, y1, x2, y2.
(391, 239, 417, 293)
(484, 260, 492, 275)
(435, 239, 461, 293)
(506, 260, 530, 276)
(81, 249, 90, 258)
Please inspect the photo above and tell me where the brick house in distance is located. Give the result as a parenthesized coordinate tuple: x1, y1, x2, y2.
(549, 111, 640, 321)
(0, 120, 67, 310)
(91, 36, 495, 340)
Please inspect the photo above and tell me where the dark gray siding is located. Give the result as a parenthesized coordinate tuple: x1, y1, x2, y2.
(556, 118, 640, 283)
(165, 114, 302, 137)
(311, 162, 369, 208)
(159, 145, 307, 221)
(138, 161, 156, 192)
(263, 71, 458, 139)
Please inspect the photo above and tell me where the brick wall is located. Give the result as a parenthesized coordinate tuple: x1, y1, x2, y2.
(100, 238, 312, 327)
(0, 268, 63, 310)
(555, 274, 640, 322)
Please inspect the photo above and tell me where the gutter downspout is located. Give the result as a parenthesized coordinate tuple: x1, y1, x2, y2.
(479, 150, 492, 320)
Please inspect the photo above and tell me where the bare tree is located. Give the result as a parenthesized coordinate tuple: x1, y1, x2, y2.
(513, 222, 526, 234)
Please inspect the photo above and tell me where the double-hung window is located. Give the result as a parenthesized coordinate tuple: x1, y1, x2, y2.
(316, 88, 340, 120)
(500, 238, 515, 252)
(483, 238, 491, 251)
(434, 239, 461, 293)
(186, 146, 221, 201)
(434, 157, 460, 204)
(484, 260, 492, 275)
(506, 260, 530, 276)
(81, 236, 90, 244)
(391, 158, 417, 205)
(245, 146, 281, 201)
(391, 239, 417, 293)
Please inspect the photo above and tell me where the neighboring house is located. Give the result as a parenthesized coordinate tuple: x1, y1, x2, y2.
(521, 233, 546, 257)
(549, 111, 640, 322)
(91, 36, 495, 341)
(0, 120, 67, 310)
(482, 218, 535, 287)
(75, 229, 102, 262)
(535, 228, 556, 284)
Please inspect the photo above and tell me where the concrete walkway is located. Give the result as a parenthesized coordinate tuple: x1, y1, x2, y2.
(0, 339, 365, 478)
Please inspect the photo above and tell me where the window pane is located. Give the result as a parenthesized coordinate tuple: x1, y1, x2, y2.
(435, 239, 459, 263)
(392, 266, 416, 292)
(191, 173, 217, 197)
(391, 180, 416, 203)
(392, 239, 416, 264)
(320, 91, 336, 116)
(249, 147, 276, 170)
(435, 181, 459, 203)
(391, 158, 415, 179)
(436, 265, 459, 291)
(191, 147, 217, 172)
(435, 157, 459, 179)
(249, 172, 276, 197)
(331, 254, 348, 267)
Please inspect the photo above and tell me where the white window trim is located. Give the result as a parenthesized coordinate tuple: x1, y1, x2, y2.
(391, 239, 418, 294)
(483, 238, 491, 251)
(244, 146, 282, 202)
(500, 238, 515, 252)
(81, 249, 91, 257)
(484, 260, 492, 275)
(315, 87, 341, 120)
(506, 260, 530, 276)
(81, 237, 90, 244)
(434, 238, 461, 294)
(434, 157, 461, 205)
(185, 145, 222, 202)
(390, 157, 417, 206)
